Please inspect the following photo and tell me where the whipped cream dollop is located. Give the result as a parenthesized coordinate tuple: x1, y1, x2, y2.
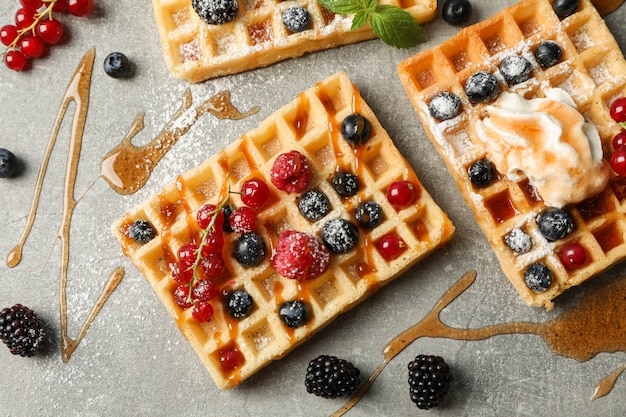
(475, 88, 610, 207)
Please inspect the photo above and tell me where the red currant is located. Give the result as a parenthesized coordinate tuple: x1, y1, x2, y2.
(229, 206, 258, 233)
(199, 253, 225, 278)
(196, 204, 224, 230)
(173, 284, 193, 309)
(52, 0, 69, 12)
(219, 348, 244, 370)
(67, 0, 94, 16)
(611, 148, 626, 176)
(386, 180, 420, 210)
(192, 279, 219, 302)
(613, 131, 626, 151)
(241, 178, 270, 209)
(178, 243, 199, 269)
(5, 50, 29, 71)
(170, 260, 193, 284)
(20, 0, 44, 9)
(376, 233, 407, 260)
(15, 7, 37, 29)
(19, 34, 45, 58)
(36, 18, 64, 45)
(610, 97, 626, 123)
(201, 229, 225, 256)
(0, 25, 19, 47)
(559, 242, 587, 269)
(191, 301, 214, 322)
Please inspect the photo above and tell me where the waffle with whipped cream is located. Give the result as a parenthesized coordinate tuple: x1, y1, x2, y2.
(112, 71, 454, 388)
(151, 0, 437, 82)
(398, 0, 626, 308)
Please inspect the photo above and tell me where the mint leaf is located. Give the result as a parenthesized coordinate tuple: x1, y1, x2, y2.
(369, 5, 425, 48)
(351, 10, 370, 30)
(318, 0, 364, 14)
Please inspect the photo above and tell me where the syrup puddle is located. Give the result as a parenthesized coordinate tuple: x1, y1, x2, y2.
(334, 270, 626, 416)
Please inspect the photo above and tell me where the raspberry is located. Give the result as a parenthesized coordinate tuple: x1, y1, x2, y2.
(407, 355, 451, 410)
(272, 230, 330, 281)
(0, 304, 47, 357)
(305, 355, 361, 398)
(270, 150, 311, 193)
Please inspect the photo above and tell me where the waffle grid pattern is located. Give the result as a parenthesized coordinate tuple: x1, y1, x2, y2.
(113, 72, 454, 388)
(152, 0, 437, 82)
(399, 0, 626, 308)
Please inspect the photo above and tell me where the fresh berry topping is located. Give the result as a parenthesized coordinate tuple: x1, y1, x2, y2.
(386, 180, 419, 209)
(304, 355, 361, 399)
(4, 50, 28, 71)
(128, 219, 156, 244)
(0, 25, 19, 47)
(0, 148, 19, 178)
(15, 7, 37, 30)
(241, 177, 270, 209)
(170, 260, 193, 284)
(524, 263, 553, 292)
(377, 233, 407, 260)
(273, 230, 330, 280)
(465, 71, 499, 104)
(536, 208, 574, 241)
(52, 0, 69, 12)
(441, 0, 472, 26)
(468, 159, 496, 188)
(279, 300, 310, 328)
(103, 52, 132, 79)
(226, 290, 254, 319)
(552, 0, 579, 19)
(270, 150, 311, 193)
(407, 355, 451, 410)
(611, 148, 626, 176)
(613, 131, 626, 150)
(0, 304, 46, 357)
(67, 0, 94, 17)
(174, 284, 193, 309)
(559, 242, 587, 269)
(282, 6, 312, 33)
(298, 190, 331, 222)
(354, 201, 383, 229)
(229, 206, 257, 233)
(233, 232, 266, 267)
(332, 171, 360, 198)
(504, 228, 532, 254)
(36, 18, 64, 45)
(191, 301, 214, 322)
(192, 0, 239, 25)
(201, 229, 225, 256)
(20, 0, 44, 9)
(428, 92, 462, 121)
(321, 218, 359, 253)
(534, 41, 562, 68)
(198, 252, 225, 278)
(499, 55, 531, 86)
(192, 279, 219, 302)
(196, 203, 225, 230)
(610, 98, 626, 123)
(178, 243, 199, 269)
(219, 347, 244, 370)
(341, 113, 372, 146)
(221, 205, 234, 232)
(19, 34, 45, 58)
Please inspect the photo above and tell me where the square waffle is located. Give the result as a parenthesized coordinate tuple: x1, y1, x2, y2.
(151, 0, 437, 82)
(112, 71, 454, 388)
(398, 0, 626, 309)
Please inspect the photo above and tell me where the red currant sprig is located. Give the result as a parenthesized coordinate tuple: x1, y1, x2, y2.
(609, 97, 626, 176)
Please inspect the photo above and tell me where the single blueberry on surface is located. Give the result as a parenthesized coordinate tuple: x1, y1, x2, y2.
(524, 263, 553, 293)
(103, 52, 132, 79)
(468, 159, 496, 187)
(534, 41, 562, 68)
(279, 300, 310, 328)
(282, 7, 311, 33)
(537, 208, 574, 241)
(428, 92, 462, 121)
(465, 71, 499, 104)
(499, 55, 531, 86)
(0, 148, 18, 178)
(341, 113, 372, 146)
(442, 0, 472, 26)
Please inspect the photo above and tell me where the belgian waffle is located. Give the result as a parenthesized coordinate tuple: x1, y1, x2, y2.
(112, 71, 454, 388)
(398, 0, 626, 309)
(151, 0, 437, 82)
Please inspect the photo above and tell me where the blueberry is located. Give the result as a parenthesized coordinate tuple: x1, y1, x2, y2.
(129, 220, 156, 244)
(534, 41, 562, 68)
(341, 113, 372, 146)
(428, 92, 462, 121)
(192, 0, 239, 25)
(524, 263, 553, 293)
(103, 52, 132, 79)
(233, 232, 266, 267)
(282, 6, 312, 33)
(226, 290, 254, 319)
(222, 205, 234, 232)
(468, 159, 496, 188)
(332, 171, 360, 198)
(442, 0, 472, 26)
(0, 148, 18, 178)
(536, 208, 574, 241)
(322, 218, 359, 253)
(552, 0, 579, 19)
(504, 228, 532, 254)
(465, 71, 499, 104)
(299, 190, 331, 222)
(279, 300, 310, 328)
(499, 55, 531, 86)
(354, 201, 384, 229)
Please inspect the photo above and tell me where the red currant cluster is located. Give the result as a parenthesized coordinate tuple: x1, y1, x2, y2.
(0, 0, 93, 71)
(376, 180, 419, 261)
(610, 97, 626, 176)
(171, 177, 271, 323)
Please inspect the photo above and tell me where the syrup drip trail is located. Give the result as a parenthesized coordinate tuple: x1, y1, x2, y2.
(100, 89, 260, 195)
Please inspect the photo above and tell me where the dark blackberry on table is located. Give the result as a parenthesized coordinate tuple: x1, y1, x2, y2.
(0, 304, 46, 357)
(305, 355, 360, 398)
(407, 355, 451, 410)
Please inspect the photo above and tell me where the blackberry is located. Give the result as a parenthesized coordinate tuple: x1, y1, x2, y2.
(341, 113, 372, 146)
(407, 355, 451, 410)
(279, 300, 310, 328)
(298, 190, 331, 222)
(128, 219, 155, 244)
(0, 304, 46, 357)
(354, 201, 383, 229)
(321, 218, 359, 253)
(226, 290, 254, 319)
(103, 52, 132, 79)
(332, 171, 360, 198)
(0, 148, 18, 178)
(468, 159, 496, 188)
(304, 355, 361, 398)
(499, 55, 531, 86)
(282, 6, 312, 33)
(192, 0, 239, 25)
(428, 92, 462, 121)
(536, 208, 574, 241)
(233, 232, 266, 267)
(534, 41, 562, 68)
(465, 71, 499, 104)
(552, 0, 579, 19)
(524, 263, 553, 292)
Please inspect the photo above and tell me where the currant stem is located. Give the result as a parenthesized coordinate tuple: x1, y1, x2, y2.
(1, 0, 58, 59)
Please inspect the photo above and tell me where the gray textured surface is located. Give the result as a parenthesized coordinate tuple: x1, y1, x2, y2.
(1, 0, 626, 416)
